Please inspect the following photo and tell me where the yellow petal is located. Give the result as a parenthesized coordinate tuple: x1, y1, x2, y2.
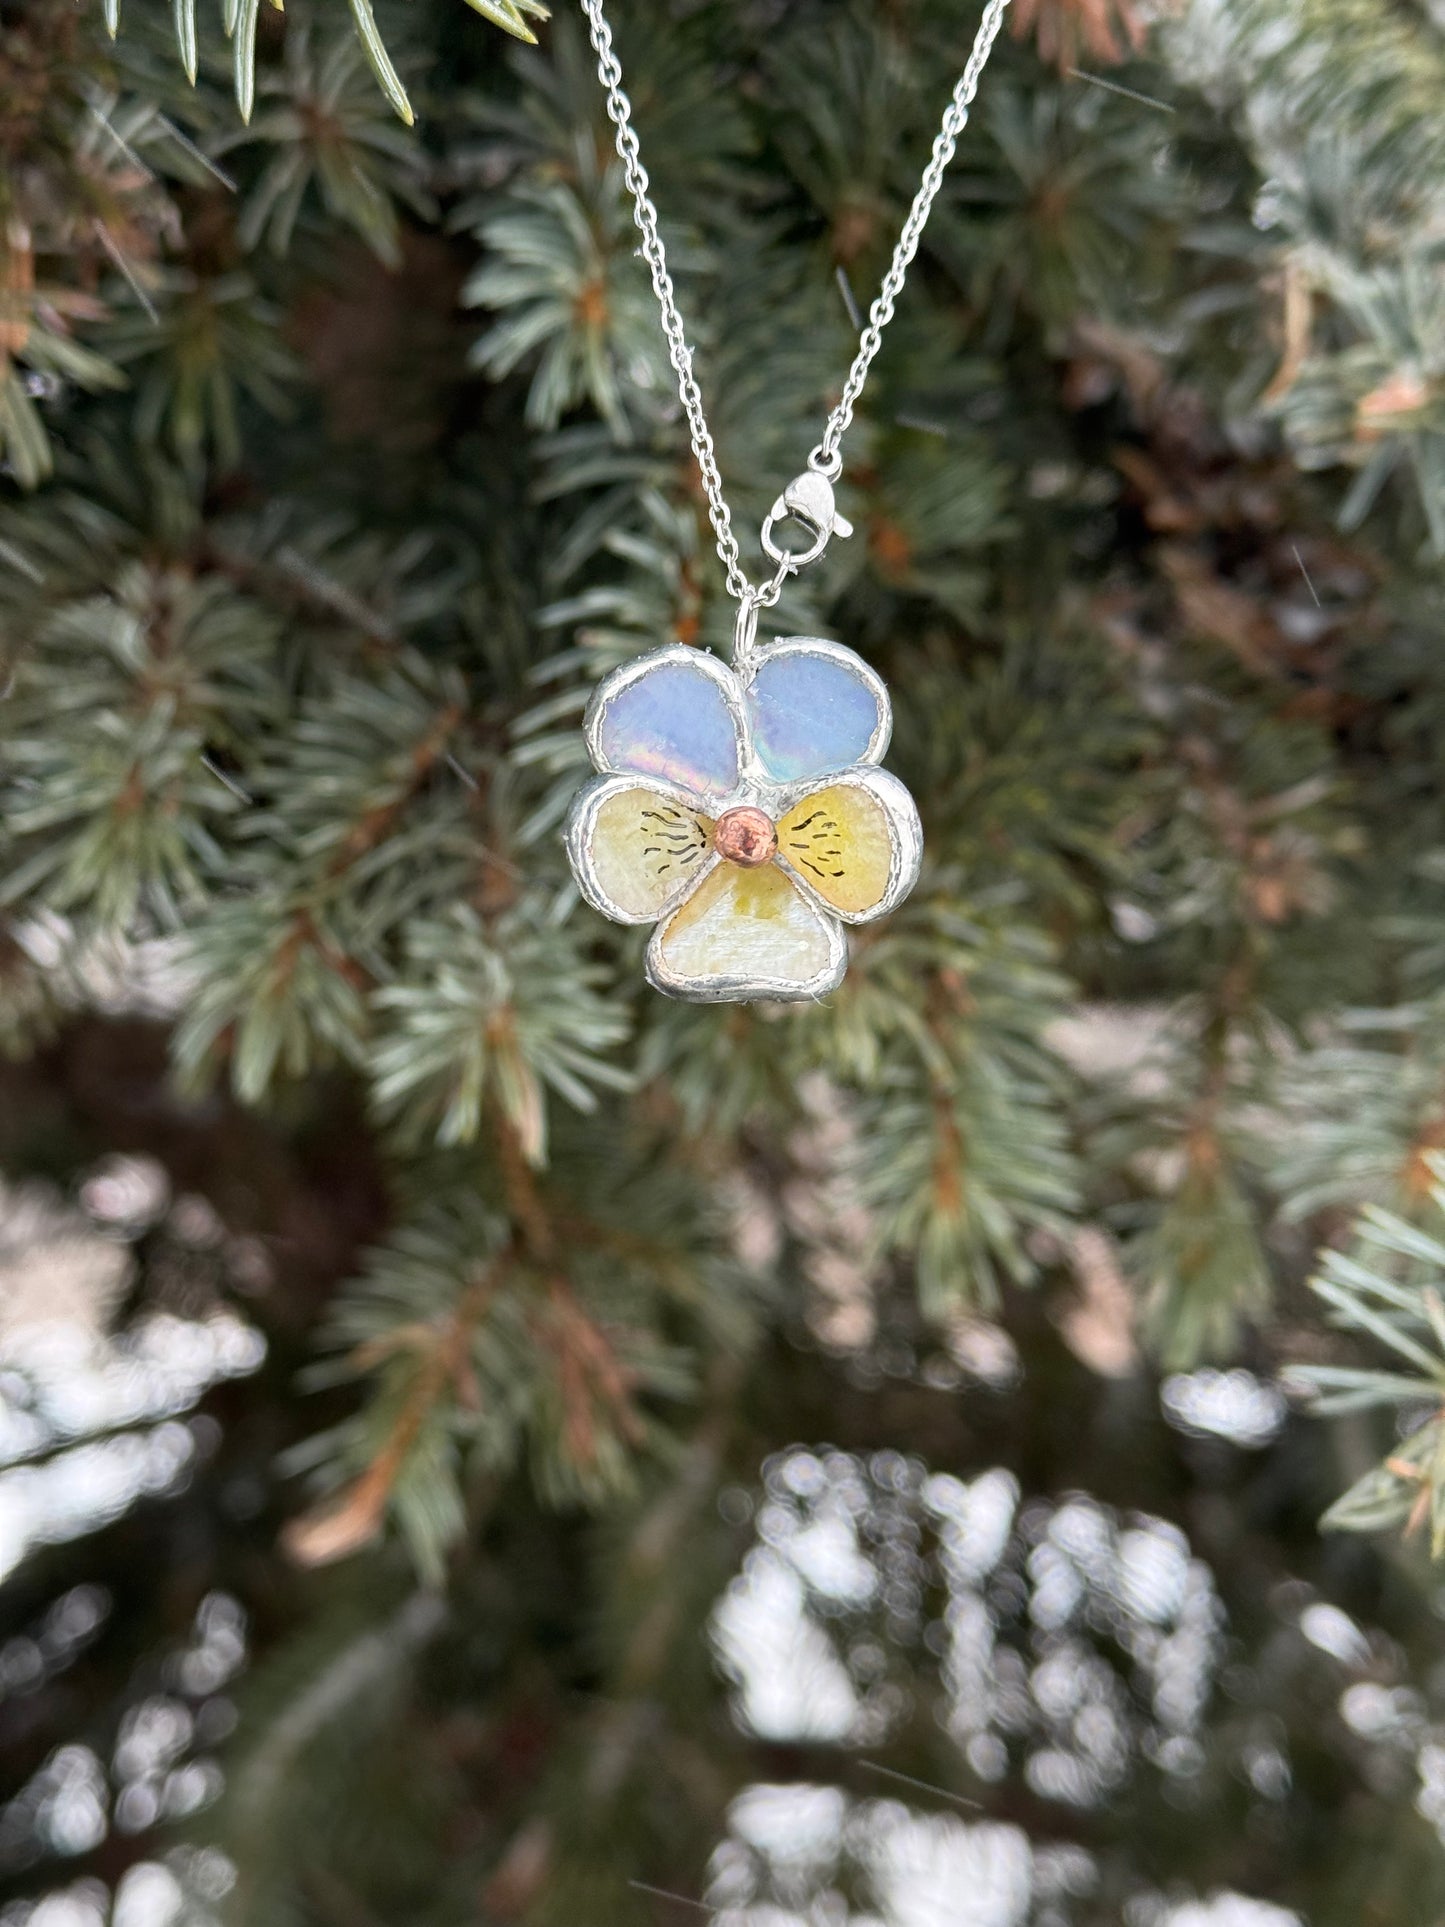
(648, 861, 845, 1002)
(777, 772, 918, 921)
(567, 777, 714, 924)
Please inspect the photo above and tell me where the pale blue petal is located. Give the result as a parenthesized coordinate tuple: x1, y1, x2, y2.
(746, 647, 885, 783)
(596, 657, 741, 801)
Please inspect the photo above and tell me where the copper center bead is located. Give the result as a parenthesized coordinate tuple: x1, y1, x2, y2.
(713, 805, 778, 868)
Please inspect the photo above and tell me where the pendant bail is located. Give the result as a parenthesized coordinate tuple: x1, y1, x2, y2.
(733, 589, 761, 668)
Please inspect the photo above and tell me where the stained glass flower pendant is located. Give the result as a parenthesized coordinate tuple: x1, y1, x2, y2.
(565, 638, 922, 1003)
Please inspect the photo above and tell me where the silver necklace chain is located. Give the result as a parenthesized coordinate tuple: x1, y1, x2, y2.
(577, 0, 1013, 645)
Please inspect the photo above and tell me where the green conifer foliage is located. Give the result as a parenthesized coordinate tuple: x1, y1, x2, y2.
(7, 0, 1445, 1916)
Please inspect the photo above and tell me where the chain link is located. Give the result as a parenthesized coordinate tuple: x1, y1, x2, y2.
(808, 0, 1012, 479)
(577, 0, 752, 602)
(577, 0, 1011, 611)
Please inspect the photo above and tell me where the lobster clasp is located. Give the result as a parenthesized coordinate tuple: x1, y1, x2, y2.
(760, 471, 854, 571)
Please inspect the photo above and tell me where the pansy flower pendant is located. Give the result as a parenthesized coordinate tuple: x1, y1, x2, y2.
(564, 638, 922, 1002)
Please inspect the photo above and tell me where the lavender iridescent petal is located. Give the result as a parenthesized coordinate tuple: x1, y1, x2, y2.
(746, 650, 882, 783)
(596, 660, 740, 801)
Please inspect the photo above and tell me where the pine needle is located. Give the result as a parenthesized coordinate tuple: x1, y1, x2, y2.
(172, 0, 198, 82)
(233, 0, 262, 122)
(349, 0, 416, 125)
(460, 0, 549, 46)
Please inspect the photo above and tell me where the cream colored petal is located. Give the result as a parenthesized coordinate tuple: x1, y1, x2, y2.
(776, 768, 921, 923)
(647, 860, 846, 1003)
(566, 775, 715, 925)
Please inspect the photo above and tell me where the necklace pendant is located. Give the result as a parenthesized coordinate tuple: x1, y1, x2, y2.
(564, 637, 922, 1004)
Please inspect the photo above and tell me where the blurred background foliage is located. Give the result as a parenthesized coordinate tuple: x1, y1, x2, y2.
(6, 0, 1445, 1921)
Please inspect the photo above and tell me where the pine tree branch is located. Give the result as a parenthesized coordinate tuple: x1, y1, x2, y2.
(285, 1250, 512, 1565)
(89, 0, 551, 124)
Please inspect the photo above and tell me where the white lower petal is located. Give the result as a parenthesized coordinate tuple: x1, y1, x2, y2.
(647, 861, 846, 1004)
